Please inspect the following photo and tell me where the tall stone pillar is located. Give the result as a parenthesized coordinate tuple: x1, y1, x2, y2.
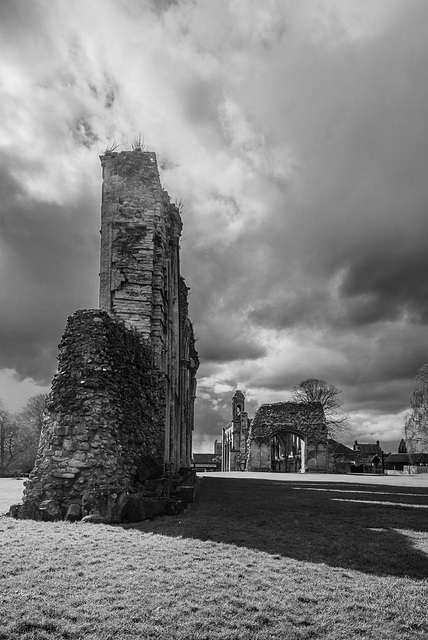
(99, 150, 197, 473)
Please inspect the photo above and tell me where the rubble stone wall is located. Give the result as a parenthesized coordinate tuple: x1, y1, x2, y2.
(20, 310, 165, 521)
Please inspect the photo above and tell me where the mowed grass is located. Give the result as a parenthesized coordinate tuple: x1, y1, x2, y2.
(1, 475, 428, 639)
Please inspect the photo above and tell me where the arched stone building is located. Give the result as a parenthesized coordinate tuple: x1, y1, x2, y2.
(221, 391, 328, 473)
(247, 401, 327, 473)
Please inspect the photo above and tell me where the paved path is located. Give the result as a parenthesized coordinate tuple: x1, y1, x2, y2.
(198, 471, 428, 488)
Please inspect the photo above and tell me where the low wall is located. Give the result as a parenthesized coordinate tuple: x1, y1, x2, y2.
(19, 309, 166, 521)
(385, 466, 428, 475)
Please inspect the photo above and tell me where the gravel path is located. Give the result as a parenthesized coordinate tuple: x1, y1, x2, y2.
(198, 470, 428, 487)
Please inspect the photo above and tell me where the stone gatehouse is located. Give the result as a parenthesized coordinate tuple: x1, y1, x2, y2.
(222, 391, 327, 473)
(19, 150, 198, 522)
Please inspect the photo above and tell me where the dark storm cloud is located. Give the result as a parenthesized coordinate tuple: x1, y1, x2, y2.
(0, 160, 99, 383)
(339, 243, 428, 325)
(2, 0, 428, 448)
(344, 380, 413, 413)
(249, 289, 330, 330)
(228, 0, 428, 341)
(200, 329, 266, 363)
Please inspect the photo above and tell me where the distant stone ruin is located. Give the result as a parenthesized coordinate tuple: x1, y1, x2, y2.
(247, 401, 327, 472)
(18, 151, 198, 522)
(221, 391, 327, 473)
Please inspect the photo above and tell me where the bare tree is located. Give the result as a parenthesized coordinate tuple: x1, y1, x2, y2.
(292, 378, 349, 438)
(0, 399, 9, 470)
(405, 365, 428, 453)
(0, 399, 21, 471)
(15, 393, 48, 472)
(19, 394, 47, 438)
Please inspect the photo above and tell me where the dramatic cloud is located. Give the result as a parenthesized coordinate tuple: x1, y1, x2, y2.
(0, 0, 427, 452)
(0, 157, 99, 382)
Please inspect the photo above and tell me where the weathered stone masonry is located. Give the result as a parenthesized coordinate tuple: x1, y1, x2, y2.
(99, 151, 198, 473)
(19, 151, 198, 522)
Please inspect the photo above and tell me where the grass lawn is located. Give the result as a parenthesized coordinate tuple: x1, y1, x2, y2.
(0, 478, 25, 515)
(1, 473, 428, 639)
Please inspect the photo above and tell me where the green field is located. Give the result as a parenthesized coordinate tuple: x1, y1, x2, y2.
(1, 473, 428, 639)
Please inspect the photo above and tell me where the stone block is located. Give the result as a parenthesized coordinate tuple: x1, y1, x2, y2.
(8, 503, 22, 518)
(127, 494, 147, 522)
(53, 472, 76, 479)
(68, 459, 90, 468)
(54, 426, 70, 436)
(81, 513, 107, 524)
(65, 503, 82, 521)
(38, 499, 62, 521)
(73, 452, 88, 461)
(62, 440, 77, 452)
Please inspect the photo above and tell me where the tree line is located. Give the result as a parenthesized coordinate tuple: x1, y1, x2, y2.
(0, 393, 48, 476)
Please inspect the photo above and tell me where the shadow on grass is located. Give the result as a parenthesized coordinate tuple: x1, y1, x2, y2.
(127, 476, 428, 580)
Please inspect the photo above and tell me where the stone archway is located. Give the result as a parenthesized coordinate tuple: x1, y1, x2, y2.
(271, 431, 306, 473)
(246, 402, 326, 473)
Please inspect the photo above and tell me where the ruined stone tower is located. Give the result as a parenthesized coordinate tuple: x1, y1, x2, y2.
(18, 150, 198, 521)
(99, 151, 198, 472)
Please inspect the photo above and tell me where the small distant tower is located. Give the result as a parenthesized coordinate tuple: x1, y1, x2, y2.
(398, 438, 407, 453)
(221, 390, 250, 472)
(232, 390, 245, 420)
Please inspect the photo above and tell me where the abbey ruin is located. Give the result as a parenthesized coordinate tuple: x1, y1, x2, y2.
(222, 391, 328, 473)
(19, 150, 199, 522)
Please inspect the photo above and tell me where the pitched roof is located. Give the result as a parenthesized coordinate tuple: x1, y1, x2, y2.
(233, 390, 245, 399)
(354, 443, 382, 455)
(414, 453, 428, 464)
(328, 439, 355, 457)
(384, 454, 411, 464)
(385, 453, 428, 465)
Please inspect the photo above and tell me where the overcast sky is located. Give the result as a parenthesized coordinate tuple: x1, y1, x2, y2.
(1, 0, 427, 453)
